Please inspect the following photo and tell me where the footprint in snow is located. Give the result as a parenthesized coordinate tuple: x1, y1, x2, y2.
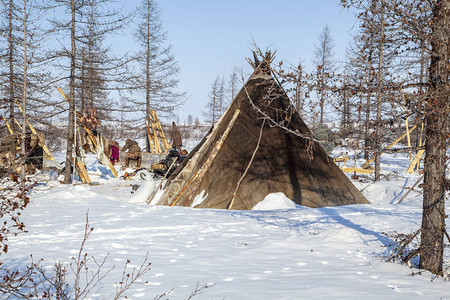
(249, 276, 261, 280)
(133, 292, 146, 297)
(387, 284, 401, 292)
(320, 261, 328, 265)
(113, 258, 125, 262)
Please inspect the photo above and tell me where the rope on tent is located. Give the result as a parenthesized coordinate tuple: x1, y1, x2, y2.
(169, 109, 241, 207)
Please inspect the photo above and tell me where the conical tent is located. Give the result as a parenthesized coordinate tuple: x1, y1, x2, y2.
(155, 52, 369, 210)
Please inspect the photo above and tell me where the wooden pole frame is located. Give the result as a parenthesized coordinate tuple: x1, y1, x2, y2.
(361, 124, 417, 168)
(58, 87, 118, 178)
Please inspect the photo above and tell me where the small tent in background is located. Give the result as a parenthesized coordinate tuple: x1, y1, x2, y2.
(155, 51, 369, 210)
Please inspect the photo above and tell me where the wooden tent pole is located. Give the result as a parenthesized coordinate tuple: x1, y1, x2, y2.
(15, 100, 55, 161)
(169, 109, 240, 207)
(2, 116, 14, 134)
(182, 109, 241, 207)
(153, 111, 170, 151)
(407, 121, 425, 173)
(14, 118, 23, 131)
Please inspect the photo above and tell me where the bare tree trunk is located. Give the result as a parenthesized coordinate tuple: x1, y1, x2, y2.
(374, 0, 385, 181)
(145, 2, 151, 152)
(8, 0, 15, 128)
(64, 0, 76, 183)
(419, 0, 449, 276)
(81, 49, 86, 110)
(319, 59, 325, 126)
(415, 39, 426, 148)
(212, 93, 216, 125)
(21, 0, 28, 180)
(364, 92, 371, 159)
(295, 64, 302, 113)
(363, 0, 377, 161)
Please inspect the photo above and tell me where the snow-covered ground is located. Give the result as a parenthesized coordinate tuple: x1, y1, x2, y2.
(2, 148, 449, 299)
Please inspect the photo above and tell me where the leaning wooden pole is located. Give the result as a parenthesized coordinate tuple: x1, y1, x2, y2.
(170, 109, 240, 207)
(15, 100, 55, 161)
(2, 116, 14, 134)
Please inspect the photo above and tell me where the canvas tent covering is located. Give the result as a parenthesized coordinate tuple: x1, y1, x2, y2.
(156, 52, 369, 210)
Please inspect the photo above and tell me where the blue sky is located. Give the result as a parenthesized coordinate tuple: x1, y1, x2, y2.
(118, 0, 358, 122)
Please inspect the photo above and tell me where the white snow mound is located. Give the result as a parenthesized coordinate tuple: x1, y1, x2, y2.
(252, 192, 299, 210)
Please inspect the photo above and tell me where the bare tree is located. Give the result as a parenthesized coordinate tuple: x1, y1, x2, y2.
(0, 0, 53, 135)
(0, 0, 21, 130)
(341, 0, 449, 275)
(127, 0, 184, 151)
(312, 25, 336, 127)
(373, 0, 386, 181)
(203, 75, 224, 125)
(64, 0, 77, 184)
(76, 0, 130, 122)
(228, 66, 241, 103)
(419, 0, 449, 276)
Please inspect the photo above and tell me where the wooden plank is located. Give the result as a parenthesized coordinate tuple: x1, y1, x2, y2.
(153, 111, 170, 150)
(341, 167, 374, 174)
(405, 114, 412, 162)
(76, 158, 92, 184)
(406, 149, 425, 173)
(152, 120, 162, 153)
(150, 111, 163, 153)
